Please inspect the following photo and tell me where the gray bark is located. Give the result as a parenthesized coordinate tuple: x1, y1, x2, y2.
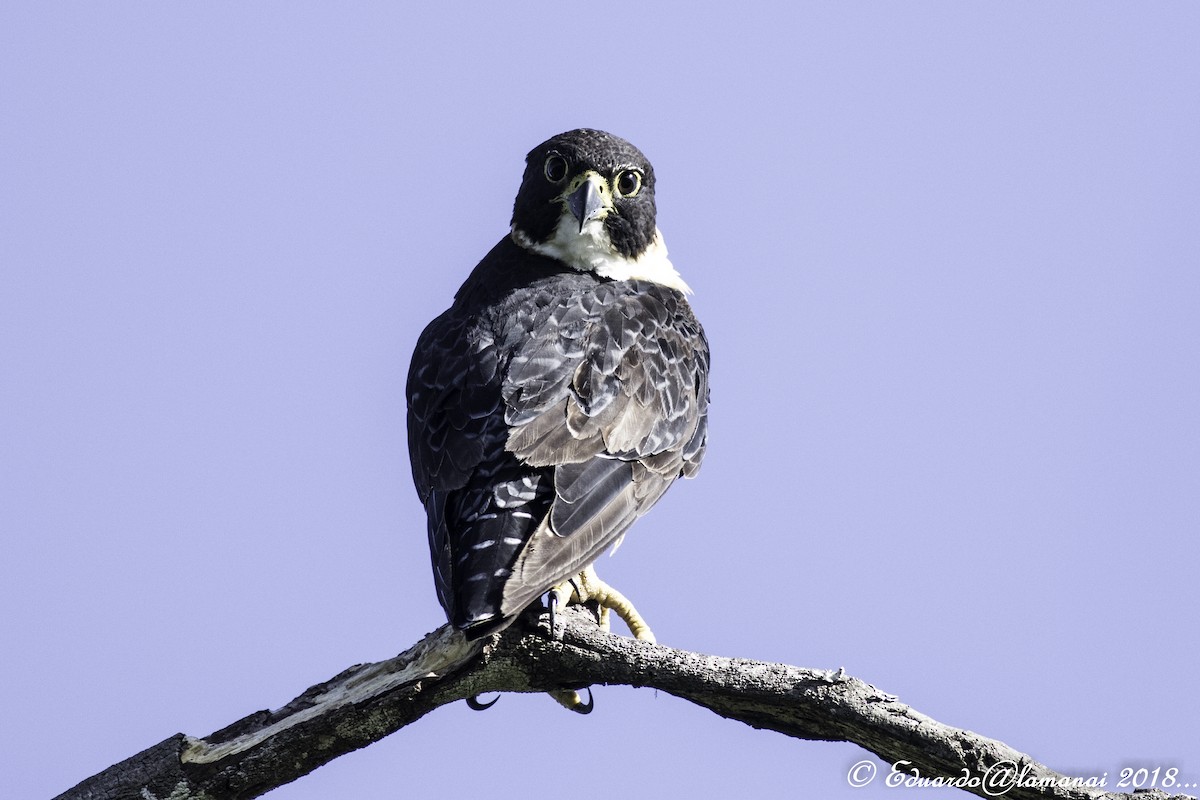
(54, 605, 1194, 800)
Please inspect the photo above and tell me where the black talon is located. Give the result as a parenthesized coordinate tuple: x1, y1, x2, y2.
(571, 686, 594, 715)
(466, 694, 499, 711)
(547, 590, 558, 638)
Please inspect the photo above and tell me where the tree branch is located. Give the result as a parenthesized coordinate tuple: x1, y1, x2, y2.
(55, 605, 1193, 800)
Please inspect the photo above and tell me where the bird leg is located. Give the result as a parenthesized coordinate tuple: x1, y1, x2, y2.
(548, 563, 656, 643)
(544, 564, 655, 712)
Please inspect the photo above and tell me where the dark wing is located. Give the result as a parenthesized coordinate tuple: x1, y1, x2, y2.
(407, 306, 550, 631)
(496, 279, 709, 618)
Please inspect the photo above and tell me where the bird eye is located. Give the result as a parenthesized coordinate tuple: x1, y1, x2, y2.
(615, 169, 642, 198)
(544, 155, 568, 183)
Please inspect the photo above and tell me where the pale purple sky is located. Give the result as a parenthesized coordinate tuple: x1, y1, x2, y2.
(3, 4, 1198, 799)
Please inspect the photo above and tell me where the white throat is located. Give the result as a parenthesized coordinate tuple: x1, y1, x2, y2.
(512, 218, 691, 294)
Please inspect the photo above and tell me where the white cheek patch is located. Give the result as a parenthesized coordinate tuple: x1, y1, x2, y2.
(512, 220, 692, 295)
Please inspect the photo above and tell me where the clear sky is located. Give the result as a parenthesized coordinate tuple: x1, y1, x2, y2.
(3, 3, 1197, 799)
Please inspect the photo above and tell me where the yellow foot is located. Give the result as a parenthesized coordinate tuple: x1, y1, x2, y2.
(548, 564, 656, 643)
(547, 686, 593, 714)
(543, 565, 654, 713)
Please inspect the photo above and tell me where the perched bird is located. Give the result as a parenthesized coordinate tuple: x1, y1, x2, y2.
(406, 129, 709, 659)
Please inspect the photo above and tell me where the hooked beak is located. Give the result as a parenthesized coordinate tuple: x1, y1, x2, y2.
(566, 176, 607, 233)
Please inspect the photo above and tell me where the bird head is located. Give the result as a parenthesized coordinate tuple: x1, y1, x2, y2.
(510, 129, 688, 293)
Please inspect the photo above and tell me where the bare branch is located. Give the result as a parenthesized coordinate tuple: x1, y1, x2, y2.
(54, 606, 1194, 800)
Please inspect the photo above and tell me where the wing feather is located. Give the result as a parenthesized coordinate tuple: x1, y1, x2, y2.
(500, 280, 709, 606)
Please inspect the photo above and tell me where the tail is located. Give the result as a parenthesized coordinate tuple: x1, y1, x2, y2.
(426, 471, 551, 637)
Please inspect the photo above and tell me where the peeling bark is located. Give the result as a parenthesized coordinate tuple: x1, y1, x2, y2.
(54, 606, 1194, 800)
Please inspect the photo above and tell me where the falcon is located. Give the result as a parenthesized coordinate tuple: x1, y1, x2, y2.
(406, 129, 709, 683)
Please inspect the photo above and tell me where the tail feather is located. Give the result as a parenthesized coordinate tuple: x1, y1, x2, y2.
(427, 466, 553, 636)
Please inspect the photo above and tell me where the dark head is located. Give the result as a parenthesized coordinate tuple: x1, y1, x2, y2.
(509, 129, 688, 292)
